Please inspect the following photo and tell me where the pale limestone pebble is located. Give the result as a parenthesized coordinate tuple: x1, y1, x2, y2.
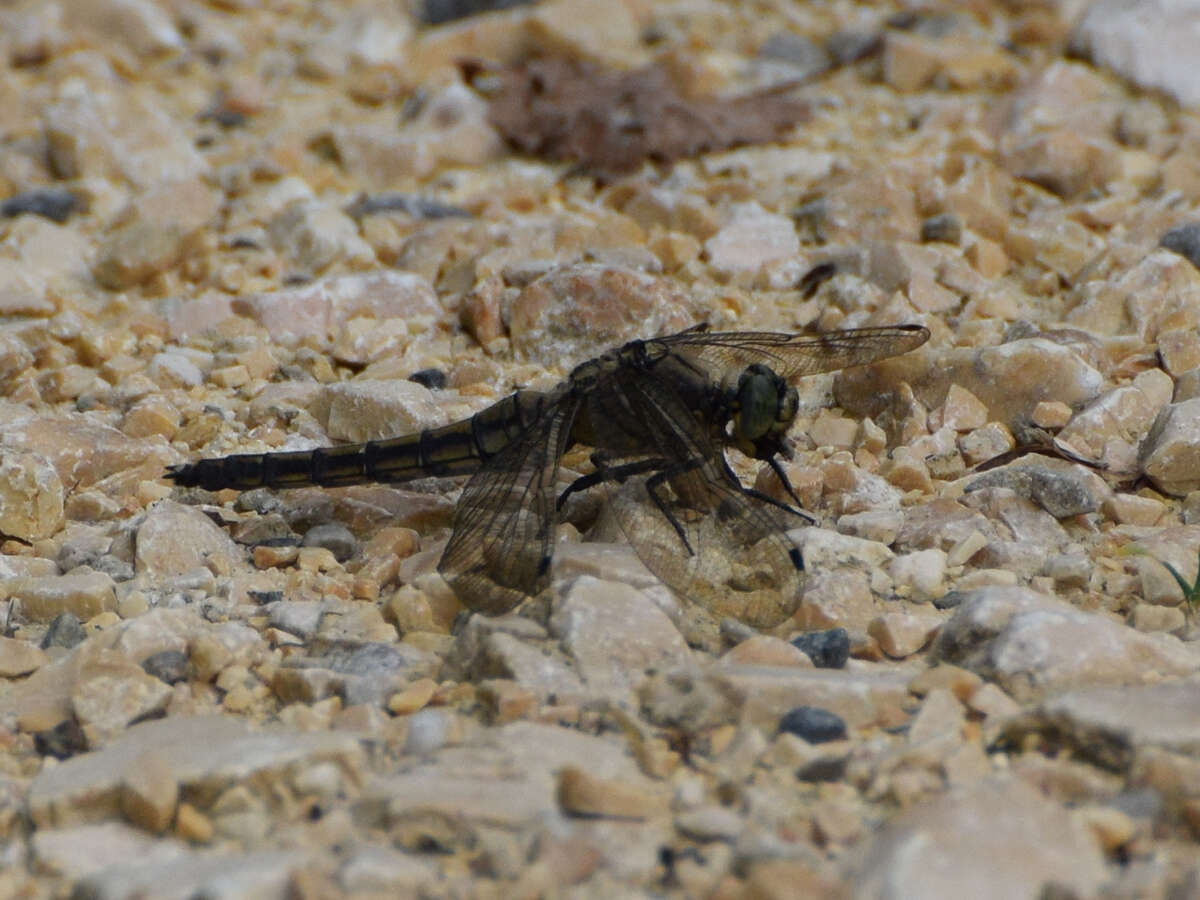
(1004, 681, 1200, 774)
(267, 198, 375, 275)
(147, 350, 204, 389)
(317, 379, 446, 443)
(74, 849, 310, 900)
(557, 765, 667, 820)
(957, 421, 1015, 467)
(888, 549, 948, 602)
(797, 568, 878, 634)
(963, 457, 1103, 519)
(907, 687, 965, 745)
(338, 846, 438, 896)
(507, 264, 699, 368)
(674, 805, 745, 843)
(1001, 127, 1121, 204)
(836, 509, 903, 546)
(134, 500, 239, 578)
(848, 776, 1106, 900)
(1103, 492, 1165, 526)
(476, 678, 535, 724)
(64, 0, 184, 58)
(331, 81, 505, 186)
(921, 339, 1104, 433)
(1158, 327, 1200, 376)
(1043, 551, 1091, 590)
(232, 271, 442, 345)
(717, 664, 911, 732)
(932, 586, 1200, 702)
(1071, 0, 1200, 106)
(1134, 552, 1188, 612)
(380, 719, 652, 826)
(793, 527, 893, 584)
(29, 821, 188, 882)
(882, 446, 932, 494)
(526, 0, 646, 67)
(908, 662, 983, 703)
(719, 635, 813, 668)
(703, 201, 801, 281)
(821, 454, 904, 516)
(92, 178, 222, 290)
(1141, 398, 1200, 495)
(277, 641, 438, 708)
(291, 0, 411, 77)
(2, 218, 92, 306)
(807, 409, 857, 450)
(0, 634, 48, 677)
(1031, 400, 1073, 429)
(1054, 368, 1173, 473)
(967, 681, 1022, 722)
(928, 383, 988, 432)
(43, 85, 207, 188)
(455, 627, 586, 704)
(905, 425, 962, 482)
(1068, 249, 1200, 339)
(27, 715, 364, 828)
(867, 609, 943, 660)
(882, 28, 1018, 93)
(71, 648, 173, 744)
(1128, 603, 1187, 635)
(1, 415, 172, 492)
(121, 394, 181, 440)
(548, 576, 692, 703)
(700, 144, 836, 184)
(0, 447, 63, 541)
(119, 750, 178, 834)
(7, 570, 116, 623)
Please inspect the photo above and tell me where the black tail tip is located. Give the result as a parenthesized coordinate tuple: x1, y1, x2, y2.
(164, 463, 200, 488)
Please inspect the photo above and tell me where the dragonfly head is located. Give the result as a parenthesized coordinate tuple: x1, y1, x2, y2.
(731, 363, 798, 460)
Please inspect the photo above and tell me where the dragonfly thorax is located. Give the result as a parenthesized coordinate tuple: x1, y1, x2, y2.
(730, 363, 798, 459)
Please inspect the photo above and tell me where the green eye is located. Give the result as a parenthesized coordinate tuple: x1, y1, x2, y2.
(736, 364, 781, 441)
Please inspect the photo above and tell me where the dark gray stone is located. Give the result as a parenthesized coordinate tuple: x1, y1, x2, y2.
(301, 523, 358, 562)
(790, 628, 850, 669)
(1161, 223, 1200, 271)
(778, 706, 847, 743)
(141, 650, 190, 684)
(41, 612, 85, 650)
(1, 188, 78, 222)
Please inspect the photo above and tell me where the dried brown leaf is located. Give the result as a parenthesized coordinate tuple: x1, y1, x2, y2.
(474, 56, 811, 178)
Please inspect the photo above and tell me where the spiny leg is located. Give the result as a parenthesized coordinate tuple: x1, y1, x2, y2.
(556, 454, 670, 510)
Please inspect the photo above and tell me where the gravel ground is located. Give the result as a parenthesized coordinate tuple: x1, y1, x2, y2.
(3, 0, 1200, 897)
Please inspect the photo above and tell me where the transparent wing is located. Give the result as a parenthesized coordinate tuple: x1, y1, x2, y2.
(438, 398, 580, 615)
(592, 368, 803, 628)
(649, 324, 929, 382)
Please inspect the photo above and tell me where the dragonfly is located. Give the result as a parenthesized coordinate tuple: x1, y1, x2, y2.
(167, 323, 929, 628)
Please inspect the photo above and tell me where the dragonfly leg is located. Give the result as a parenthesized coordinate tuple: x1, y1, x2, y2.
(556, 455, 669, 510)
(719, 455, 814, 522)
(645, 468, 697, 556)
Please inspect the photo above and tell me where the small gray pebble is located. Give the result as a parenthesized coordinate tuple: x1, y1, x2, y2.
(41, 613, 85, 650)
(302, 523, 359, 562)
(1161, 223, 1200, 271)
(921, 213, 962, 245)
(790, 628, 850, 669)
(779, 706, 847, 743)
(141, 650, 190, 684)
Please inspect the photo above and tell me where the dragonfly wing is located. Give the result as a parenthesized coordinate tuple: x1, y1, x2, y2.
(438, 397, 579, 615)
(592, 369, 803, 628)
(651, 324, 929, 381)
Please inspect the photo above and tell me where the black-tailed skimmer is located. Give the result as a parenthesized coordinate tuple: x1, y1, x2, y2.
(167, 324, 929, 628)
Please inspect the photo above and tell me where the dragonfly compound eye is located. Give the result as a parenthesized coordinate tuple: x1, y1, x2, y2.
(735, 363, 786, 441)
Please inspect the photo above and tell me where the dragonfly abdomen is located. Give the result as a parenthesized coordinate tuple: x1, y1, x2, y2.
(167, 390, 549, 491)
